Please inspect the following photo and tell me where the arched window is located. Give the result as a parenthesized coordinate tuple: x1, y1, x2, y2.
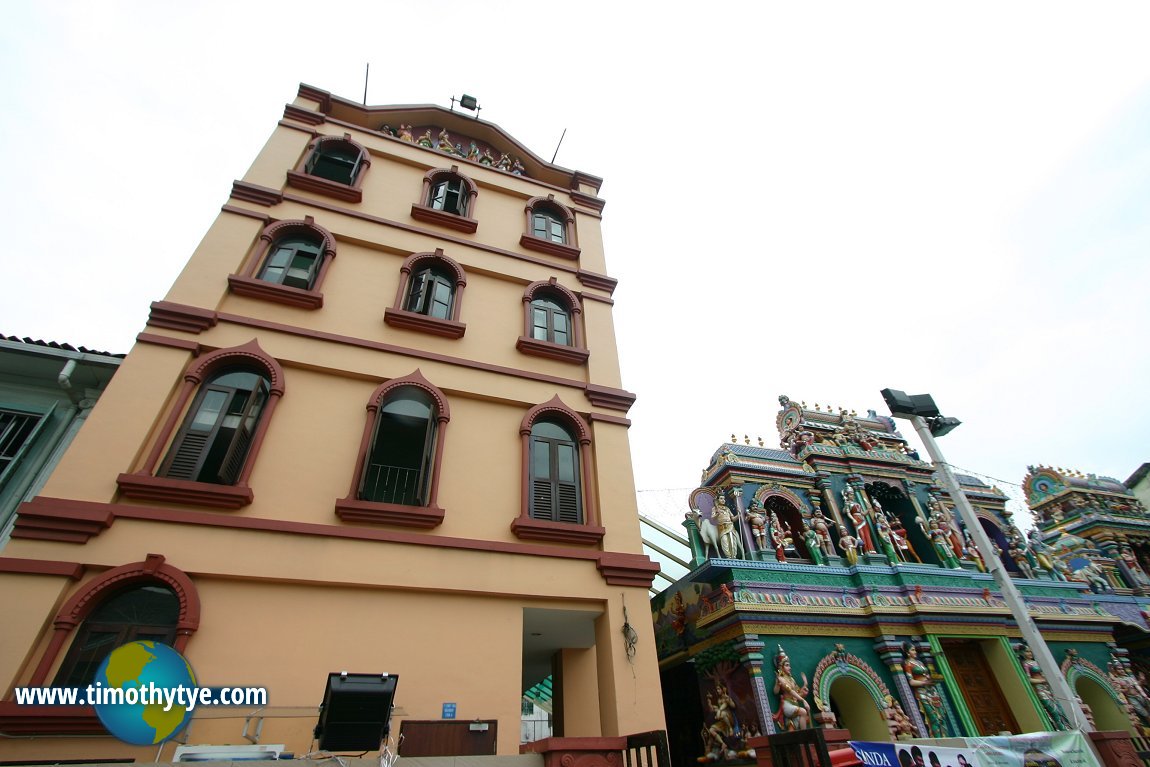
(228, 217, 337, 309)
(411, 167, 478, 233)
(384, 250, 467, 338)
(117, 341, 285, 508)
(516, 280, 588, 364)
(54, 584, 180, 688)
(159, 367, 271, 485)
(361, 388, 438, 506)
(335, 371, 450, 529)
(512, 397, 603, 545)
(520, 196, 579, 259)
(530, 420, 581, 524)
(287, 134, 370, 202)
(257, 235, 323, 290)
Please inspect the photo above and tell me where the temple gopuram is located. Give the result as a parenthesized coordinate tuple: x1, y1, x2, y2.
(652, 395, 1150, 767)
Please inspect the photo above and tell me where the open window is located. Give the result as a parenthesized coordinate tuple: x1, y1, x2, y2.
(286, 134, 370, 202)
(228, 217, 337, 309)
(336, 371, 449, 529)
(117, 341, 285, 508)
(410, 166, 478, 233)
(384, 249, 467, 338)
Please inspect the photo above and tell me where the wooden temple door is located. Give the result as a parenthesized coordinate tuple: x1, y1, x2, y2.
(941, 639, 1020, 735)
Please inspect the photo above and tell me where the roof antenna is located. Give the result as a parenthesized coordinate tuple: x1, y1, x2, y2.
(550, 128, 567, 164)
(363, 63, 370, 105)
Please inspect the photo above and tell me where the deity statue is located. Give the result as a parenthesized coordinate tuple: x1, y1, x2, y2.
(712, 494, 741, 559)
(884, 695, 918, 739)
(745, 499, 768, 551)
(963, 529, 986, 572)
(929, 520, 961, 568)
(496, 152, 513, 171)
(903, 642, 947, 738)
(1109, 658, 1150, 731)
(843, 487, 876, 552)
(772, 646, 811, 731)
(511, 158, 525, 175)
(480, 148, 496, 165)
(397, 124, 414, 142)
(1027, 530, 1064, 580)
(811, 508, 835, 558)
(437, 127, 454, 153)
(1120, 545, 1150, 587)
(1073, 561, 1112, 593)
(417, 128, 434, 148)
(837, 526, 862, 566)
(771, 521, 792, 563)
(1016, 643, 1071, 730)
(1008, 539, 1036, 579)
(802, 522, 826, 565)
(875, 515, 902, 565)
(466, 141, 481, 161)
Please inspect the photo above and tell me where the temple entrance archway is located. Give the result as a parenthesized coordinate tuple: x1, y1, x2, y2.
(1076, 675, 1134, 733)
(828, 676, 889, 740)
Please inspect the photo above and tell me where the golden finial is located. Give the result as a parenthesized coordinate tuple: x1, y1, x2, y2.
(851, 409, 857, 416)
(758, 436, 764, 447)
(744, 435, 750, 445)
(801, 401, 807, 408)
(731, 433, 737, 443)
(815, 403, 821, 411)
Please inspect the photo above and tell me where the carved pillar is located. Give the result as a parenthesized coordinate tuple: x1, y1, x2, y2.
(683, 514, 705, 568)
(817, 474, 844, 530)
(875, 637, 925, 739)
(735, 634, 776, 736)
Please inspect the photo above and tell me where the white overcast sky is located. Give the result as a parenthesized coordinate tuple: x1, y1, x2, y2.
(2, 2, 1148, 526)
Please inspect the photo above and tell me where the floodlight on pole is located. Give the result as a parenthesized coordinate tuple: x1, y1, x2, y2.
(880, 389, 1092, 733)
(450, 94, 481, 119)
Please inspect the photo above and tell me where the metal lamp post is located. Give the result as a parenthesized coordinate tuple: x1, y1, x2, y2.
(880, 389, 1092, 732)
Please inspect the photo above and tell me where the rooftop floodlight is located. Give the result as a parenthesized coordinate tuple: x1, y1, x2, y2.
(879, 388, 916, 416)
(928, 416, 962, 438)
(459, 94, 479, 111)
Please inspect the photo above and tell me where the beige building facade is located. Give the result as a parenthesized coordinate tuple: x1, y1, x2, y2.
(0, 85, 665, 760)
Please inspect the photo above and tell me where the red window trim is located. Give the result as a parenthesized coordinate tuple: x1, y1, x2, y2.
(227, 216, 336, 310)
(384, 249, 468, 339)
(285, 133, 370, 203)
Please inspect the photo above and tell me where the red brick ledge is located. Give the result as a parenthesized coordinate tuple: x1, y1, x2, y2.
(286, 169, 362, 203)
(597, 552, 660, 588)
(0, 702, 102, 736)
(511, 517, 605, 546)
(230, 180, 284, 207)
(522, 736, 626, 767)
(228, 274, 324, 310)
(335, 497, 445, 529)
(516, 336, 590, 365)
(11, 498, 114, 544)
(584, 384, 636, 413)
(519, 234, 581, 260)
(148, 301, 218, 333)
(283, 103, 326, 126)
(384, 307, 466, 339)
(0, 557, 83, 578)
(409, 203, 479, 233)
(116, 473, 253, 510)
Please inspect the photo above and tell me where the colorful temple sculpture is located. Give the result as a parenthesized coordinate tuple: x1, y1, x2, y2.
(652, 395, 1150, 767)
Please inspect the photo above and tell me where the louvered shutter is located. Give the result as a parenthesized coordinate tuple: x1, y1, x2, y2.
(216, 379, 269, 484)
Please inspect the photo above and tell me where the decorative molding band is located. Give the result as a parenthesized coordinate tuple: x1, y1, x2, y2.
(283, 103, 326, 126)
(510, 517, 606, 546)
(516, 336, 590, 365)
(116, 473, 254, 510)
(135, 332, 201, 353)
(147, 301, 218, 333)
(519, 234, 581, 261)
(409, 204, 479, 233)
(586, 412, 632, 428)
(596, 552, 661, 588)
(569, 190, 607, 214)
(230, 180, 284, 207)
(286, 170, 362, 203)
(0, 557, 83, 579)
(584, 384, 636, 413)
(10, 498, 114, 544)
(334, 498, 445, 529)
(220, 204, 273, 223)
(295, 85, 332, 112)
(576, 270, 618, 294)
(579, 292, 614, 305)
(383, 307, 467, 339)
(15, 497, 658, 586)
